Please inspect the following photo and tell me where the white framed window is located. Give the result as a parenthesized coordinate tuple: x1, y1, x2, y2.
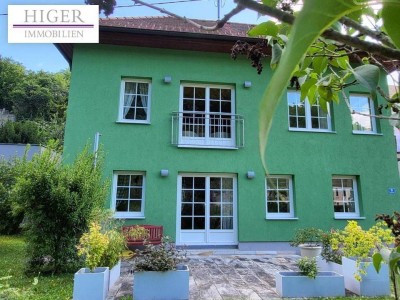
(177, 84, 238, 148)
(287, 90, 331, 132)
(118, 79, 151, 123)
(332, 176, 360, 218)
(265, 176, 294, 219)
(349, 94, 376, 133)
(112, 172, 145, 218)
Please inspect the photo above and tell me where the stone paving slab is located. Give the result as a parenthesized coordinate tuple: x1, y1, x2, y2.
(107, 253, 299, 300)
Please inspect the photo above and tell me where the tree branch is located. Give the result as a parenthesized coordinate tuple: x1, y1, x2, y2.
(132, 0, 244, 30)
(339, 16, 395, 48)
(133, 0, 400, 63)
(235, 0, 400, 62)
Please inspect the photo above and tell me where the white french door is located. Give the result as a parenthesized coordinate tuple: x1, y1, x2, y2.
(176, 174, 237, 245)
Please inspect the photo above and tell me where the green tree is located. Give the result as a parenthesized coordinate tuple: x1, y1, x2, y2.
(0, 57, 70, 144)
(0, 121, 44, 144)
(0, 56, 25, 111)
(0, 158, 24, 235)
(12, 145, 107, 274)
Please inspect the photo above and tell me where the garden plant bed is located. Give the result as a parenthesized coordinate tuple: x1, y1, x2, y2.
(275, 271, 345, 297)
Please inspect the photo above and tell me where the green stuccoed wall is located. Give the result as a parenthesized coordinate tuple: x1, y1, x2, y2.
(63, 43, 400, 243)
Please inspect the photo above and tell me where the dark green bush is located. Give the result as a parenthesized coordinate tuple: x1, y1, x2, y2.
(0, 158, 24, 235)
(12, 145, 107, 274)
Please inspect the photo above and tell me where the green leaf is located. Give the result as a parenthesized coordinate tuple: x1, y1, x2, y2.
(372, 252, 383, 273)
(248, 21, 279, 37)
(351, 64, 380, 96)
(301, 57, 313, 71)
(259, 0, 363, 168)
(336, 54, 349, 70)
(313, 56, 329, 74)
(332, 92, 340, 104)
(270, 43, 282, 69)
(382, 1, 400, 49)
(308, 85, 318, 105)
(300, 78, 317, 101)
(262, 0, 279, 6)
(330, 21, 342, 32)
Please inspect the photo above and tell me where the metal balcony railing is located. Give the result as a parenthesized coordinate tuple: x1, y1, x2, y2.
(171, 112, 244, 148)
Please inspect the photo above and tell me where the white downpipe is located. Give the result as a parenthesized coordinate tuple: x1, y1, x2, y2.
(94, 132, 101, 167)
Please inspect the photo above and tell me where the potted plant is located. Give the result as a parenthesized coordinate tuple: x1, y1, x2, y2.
(133, 236, 189, 300)
(74, 222, 110, 300)
(331, 220, 394, 296)
(73, 216, 126, 300)
(123, 224, 150, 250)
(276, 256, 345, 297)
(290, 227, 324, 257)
(318, 230, 343, 274)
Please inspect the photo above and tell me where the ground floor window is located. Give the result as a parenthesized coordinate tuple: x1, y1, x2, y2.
(265, 175, 294, 219)
(112, 172, 145, 218)
(332, 176, 360, 218)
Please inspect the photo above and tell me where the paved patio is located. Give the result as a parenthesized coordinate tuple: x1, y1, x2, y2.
(107, 250, 300, 299)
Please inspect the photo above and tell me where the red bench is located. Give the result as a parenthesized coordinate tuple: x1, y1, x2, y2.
(122, 225, 163, 247)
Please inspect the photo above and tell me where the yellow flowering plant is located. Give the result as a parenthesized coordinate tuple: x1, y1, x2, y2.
(331, 220, 394, 281)
(76, 222, 109, 271)
(76, 214, 126, 271)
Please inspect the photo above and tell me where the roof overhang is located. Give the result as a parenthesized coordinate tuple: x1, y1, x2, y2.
(55, 25, 262, 68)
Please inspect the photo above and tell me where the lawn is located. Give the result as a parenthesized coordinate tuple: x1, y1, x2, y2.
(0, 235, 73, 300)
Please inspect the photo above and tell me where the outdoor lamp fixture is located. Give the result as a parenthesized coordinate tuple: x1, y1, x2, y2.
(244, 81, 252, 88)
(163, 76, 172, 83)
(246, 171, 255, 179)
(160, 169, 169, 177)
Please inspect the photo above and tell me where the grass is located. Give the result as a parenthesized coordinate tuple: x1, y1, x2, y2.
(0, 235, 73, 300)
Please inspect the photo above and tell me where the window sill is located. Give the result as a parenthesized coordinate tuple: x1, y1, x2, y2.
(177, 144, 239, 150)
(289, 128, 336, 134)
(334, 216, 366, 220)
(116, 121, 151, 125)
(113, 215, 145, 219)
(266, 217, 299, 220)
(352, 131, 382, 136)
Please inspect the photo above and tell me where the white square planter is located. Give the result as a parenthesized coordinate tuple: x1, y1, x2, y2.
(73, 267, 110, 300)
(134, 265, 189, 300)
(109, 260, 121, 290)
(342, 256, 390, 296)
(275, 271, 345, 298)
(317, 257, 342, 274)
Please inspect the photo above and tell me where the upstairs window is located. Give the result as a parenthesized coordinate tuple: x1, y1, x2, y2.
(118, 79, 151, 123)
(174, 84, 243, 148)
(349, 94, 376, 133)
(287, 90, 331, 132)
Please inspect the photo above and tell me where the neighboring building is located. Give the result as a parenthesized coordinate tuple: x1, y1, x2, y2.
(0, 143, 44, 161)
(58, 17, 400, 250)
(0, 109, 16, 125)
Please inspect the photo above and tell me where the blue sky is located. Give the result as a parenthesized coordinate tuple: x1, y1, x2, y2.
(2, 0, 266, 72)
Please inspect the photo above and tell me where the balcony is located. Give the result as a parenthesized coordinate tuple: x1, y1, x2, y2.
(171, 112, 244, 149)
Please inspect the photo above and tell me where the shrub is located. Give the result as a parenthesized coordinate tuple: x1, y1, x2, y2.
(12, 145, 107, 274)
(321, 230, 342, 264)
(331, 220, 394, 280)
(134, 237, 186, 272)
(290, 227, 324, 247)
(298, 257, 318, 279)
(77, 213, 126, 271)
(0, 158, 24, 235)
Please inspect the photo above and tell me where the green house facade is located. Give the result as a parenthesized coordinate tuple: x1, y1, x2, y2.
(60, 17, 400, 250)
